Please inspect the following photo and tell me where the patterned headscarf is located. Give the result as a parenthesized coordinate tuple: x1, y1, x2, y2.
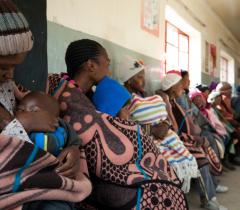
(0, 0, 33, 55)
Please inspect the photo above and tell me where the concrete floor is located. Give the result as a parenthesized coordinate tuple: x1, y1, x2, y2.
(188, 167, 240, 210)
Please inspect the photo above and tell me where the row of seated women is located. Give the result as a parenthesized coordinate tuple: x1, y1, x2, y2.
(0, 1, 238, 210)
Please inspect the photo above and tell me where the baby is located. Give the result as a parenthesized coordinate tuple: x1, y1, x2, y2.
(17, 91, 80, 156)
(92, 76, 131, 120)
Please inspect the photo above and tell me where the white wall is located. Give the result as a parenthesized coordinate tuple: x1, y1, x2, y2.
(165, 5, 202, 87)
(47, 0, 240, 84)
(47, 0, 163, 61)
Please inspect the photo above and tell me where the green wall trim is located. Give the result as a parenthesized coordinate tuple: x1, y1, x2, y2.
(47, 21, 219, 89)
(47, 21, 161, 75)
(201, 72, 220, 85)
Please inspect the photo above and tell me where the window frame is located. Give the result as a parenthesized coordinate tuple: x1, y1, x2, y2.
(220, 56, 228, 82)
(165, 21, 190, 73)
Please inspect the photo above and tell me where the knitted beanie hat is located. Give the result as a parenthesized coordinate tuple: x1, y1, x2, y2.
(207, 91, 221, 104)
(159, 71, 182, 91)
(117, 56, 145, 84)
(129, 93, 168, 125)
(65, 39, 104, 78)
(0, 0, 33, 55)
(92, 76, 131, 117)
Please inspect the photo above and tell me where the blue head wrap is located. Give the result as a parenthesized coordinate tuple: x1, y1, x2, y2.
(92, 76, 131, 116)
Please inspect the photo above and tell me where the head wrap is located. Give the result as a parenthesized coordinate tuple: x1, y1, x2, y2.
(189, 89, 204, 101)
(207, 91, 221, 104)
(196, 84, 209, 93)
(209, 81, 219, 92)
(216, 82, 232, 94)
(117, 56, 145, 84)
(159, 71, 182, 91)
(0, 0, 33, 55)
(129, 94, 167, 125)
(92, 76, 131, 116)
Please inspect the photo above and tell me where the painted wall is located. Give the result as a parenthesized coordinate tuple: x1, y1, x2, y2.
(47, 0, 240, 91)
(13, 0, 47, 91)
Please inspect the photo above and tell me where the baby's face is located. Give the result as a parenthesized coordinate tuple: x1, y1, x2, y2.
(117, 100, 131, 120)
(17, 92, 60, 117)
(17, 98, 41, 113)
(118, 105, 130, 120)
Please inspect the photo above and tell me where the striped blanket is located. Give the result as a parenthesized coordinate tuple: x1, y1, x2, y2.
(129, 93, 168, 125)
(0, 134, 91, 210)
(155, 129, 199, 193)
(129, 93, 198, 193)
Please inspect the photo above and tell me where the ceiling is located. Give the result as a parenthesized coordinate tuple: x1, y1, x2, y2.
(205, 0, 240, 42)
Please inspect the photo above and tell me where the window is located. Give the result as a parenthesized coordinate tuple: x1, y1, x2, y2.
(165, 21, 189, 72)
(220, 56, 228, 82)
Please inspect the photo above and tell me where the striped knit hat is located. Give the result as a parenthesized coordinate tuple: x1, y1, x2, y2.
(129, 93, 167, 125)
(0, 0, 33, 55)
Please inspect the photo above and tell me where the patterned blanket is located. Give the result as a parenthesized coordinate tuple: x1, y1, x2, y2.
(0, 134, 91, 210)
(49, 74, 189, 210)
(170, 100, 222, 176)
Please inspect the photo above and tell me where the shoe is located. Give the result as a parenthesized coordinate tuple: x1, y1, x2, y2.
(216, 185, 229, 193)
(219, 205, 228, 210)
(233, 156, 240, 162)
(229, 154, 240, 166)
(231, 158, 240, 166)
(222, 165, 229, 172)
(222, 161, 236, 170)
(211, 197, 228, 210)
(201, 200, 219, 210)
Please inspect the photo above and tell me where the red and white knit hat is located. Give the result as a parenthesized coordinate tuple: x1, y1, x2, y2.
(0, 0, 33, 55)
(159, 71, 182, 91)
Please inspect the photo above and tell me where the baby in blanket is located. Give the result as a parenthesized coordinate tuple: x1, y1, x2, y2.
(17, 91, 80, 156)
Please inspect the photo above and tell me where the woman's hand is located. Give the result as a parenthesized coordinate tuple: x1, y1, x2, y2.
(0, 105, 13, 130)
(56, 145, 80, 179)
(16, 110, 59, 133)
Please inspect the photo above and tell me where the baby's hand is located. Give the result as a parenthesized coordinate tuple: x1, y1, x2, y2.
(14, 82, 29, 101)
